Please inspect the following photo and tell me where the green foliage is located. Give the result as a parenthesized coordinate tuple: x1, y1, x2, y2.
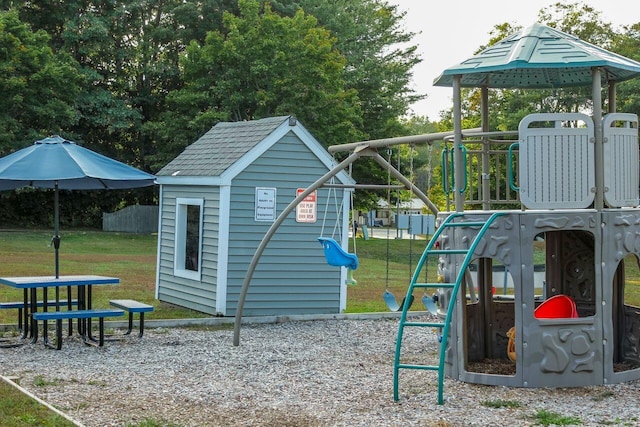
(149, 0, 365, 168)
(611, 23, 640, 119)
(0, 10, 83, 153)
(0, 186, 156, 229)
(0, 380, 76, 427)
(482, 399, 521, 408)
(275, 0, 424, 210)
(5, 0, 640, 228)
(33, 375, 62, 387)
(275, 0, 424, 139)
(533, 409, 582, 426)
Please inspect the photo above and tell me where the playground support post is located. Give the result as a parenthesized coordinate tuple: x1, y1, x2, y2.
(592, 66, 604, 210)
(453, 75, 465, 212)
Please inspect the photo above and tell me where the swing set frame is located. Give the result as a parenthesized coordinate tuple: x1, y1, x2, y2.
(232, 127, 484, 345)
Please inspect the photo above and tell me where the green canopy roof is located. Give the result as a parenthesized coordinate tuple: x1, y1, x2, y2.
(433, 23, 640, 88)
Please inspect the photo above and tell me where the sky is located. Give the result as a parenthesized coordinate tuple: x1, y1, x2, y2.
(389, 0, 639, 119)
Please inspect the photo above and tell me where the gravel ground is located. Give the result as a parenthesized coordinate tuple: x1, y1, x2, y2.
(2, 317, 640, 426)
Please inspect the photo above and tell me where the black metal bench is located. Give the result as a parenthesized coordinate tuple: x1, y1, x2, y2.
(109, 299, 154, 337)
(32, 309, 124, 350)
(0, 299, 78, 332)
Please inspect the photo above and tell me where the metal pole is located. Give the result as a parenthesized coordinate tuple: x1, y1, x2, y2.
(322, 184, 406, 190)
(327, 129, 482, 154)
(481, 86, 491, 211)
(592, 67, 604, 210)
(608, 81, 616, 113)
(53, 181, 61, 279)
(367, 150, 439, 215)
(453, 76, 464, 212)
(233, 150, 363, 346)
(479, 86, 493, 355)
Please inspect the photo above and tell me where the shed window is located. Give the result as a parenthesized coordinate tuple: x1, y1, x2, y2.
(174, 198, 203, 280)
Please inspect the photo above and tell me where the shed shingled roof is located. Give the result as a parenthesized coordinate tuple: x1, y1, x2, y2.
(157, 116, 290, 177)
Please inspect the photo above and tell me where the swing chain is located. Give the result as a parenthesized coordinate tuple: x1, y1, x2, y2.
(385, 147, 392, 292)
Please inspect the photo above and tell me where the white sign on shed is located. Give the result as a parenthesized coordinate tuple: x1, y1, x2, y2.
(255, 187, 276, 221)
(296, 189, 317, 223)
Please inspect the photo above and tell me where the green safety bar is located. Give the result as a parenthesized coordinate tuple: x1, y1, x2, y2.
(441, 146, 467, 195)
(508, 142, 519, 191)
(441, 148, 452, 194)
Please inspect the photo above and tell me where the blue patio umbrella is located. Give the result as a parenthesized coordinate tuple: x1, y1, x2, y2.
(0, 135, 156, 277)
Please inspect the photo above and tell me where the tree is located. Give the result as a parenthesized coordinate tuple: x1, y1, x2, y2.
(267, 1, 425, 212)
(610, 23, 640, 117)
(6, 0, 240, 169)
(0, 10, 83, 153)
(149, 0, 364, 168)
(273, 0, 424, 140)
(432, 2, 639, 212)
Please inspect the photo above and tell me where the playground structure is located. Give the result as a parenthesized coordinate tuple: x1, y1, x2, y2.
(233, 23, 640, 404)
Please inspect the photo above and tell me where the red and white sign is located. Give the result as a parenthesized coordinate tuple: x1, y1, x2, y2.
(296, 189, 317, 223)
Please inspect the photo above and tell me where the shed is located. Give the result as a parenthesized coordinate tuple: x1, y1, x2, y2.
(155, 116, 355, 317)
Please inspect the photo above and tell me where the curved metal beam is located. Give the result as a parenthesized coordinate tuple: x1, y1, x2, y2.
(327, 129, 482, 154)
(364, 149, 439, 216)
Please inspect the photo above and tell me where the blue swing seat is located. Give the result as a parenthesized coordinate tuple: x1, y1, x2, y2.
(317, 237, 359, 270)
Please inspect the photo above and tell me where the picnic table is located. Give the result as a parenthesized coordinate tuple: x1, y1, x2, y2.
(0, 275, 120, 347)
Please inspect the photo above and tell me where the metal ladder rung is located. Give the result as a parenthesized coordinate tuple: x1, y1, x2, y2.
(403, 321, 444, 328)
(413, 282, 455, 289)
(397, 364, 438, 371)
(429, 249, 469, 255)
(443, 221, 487, 228)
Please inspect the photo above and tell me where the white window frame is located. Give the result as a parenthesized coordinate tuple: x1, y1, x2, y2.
(174, 197, 204, 281)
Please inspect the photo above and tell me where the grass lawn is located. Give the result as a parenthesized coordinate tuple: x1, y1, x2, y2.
(0, 229, 434, 322)
(0, 378, 76, 427)
(1, 229, 639, 323)
(0, 229, 207, 324)
(0, 229, 430, 426)
(1, 229, 640, 322)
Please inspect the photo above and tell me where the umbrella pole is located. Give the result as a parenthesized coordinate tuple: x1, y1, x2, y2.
(53, 181, 61, 279)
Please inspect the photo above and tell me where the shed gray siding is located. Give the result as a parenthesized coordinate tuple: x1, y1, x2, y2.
(157, 184, 221, 314)
(225, 132, 344, 316)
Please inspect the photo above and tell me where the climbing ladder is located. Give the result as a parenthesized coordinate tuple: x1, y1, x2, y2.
(393, 212, 505, 404)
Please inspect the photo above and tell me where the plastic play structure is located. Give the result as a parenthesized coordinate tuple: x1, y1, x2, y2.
(390, 23, 640, 405)
(233, 23, 640, 405)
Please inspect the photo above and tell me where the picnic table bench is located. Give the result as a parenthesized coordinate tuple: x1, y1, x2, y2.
(32, 309, 124, 350)
(109, 299, 154, 337)
(0, 299, 78, 332)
